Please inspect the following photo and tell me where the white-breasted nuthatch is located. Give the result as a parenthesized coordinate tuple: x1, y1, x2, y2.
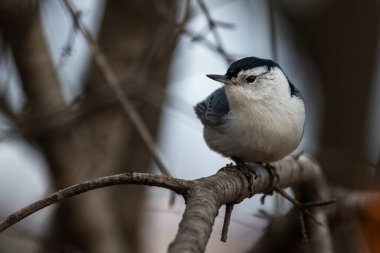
(194, 57, 305, 165)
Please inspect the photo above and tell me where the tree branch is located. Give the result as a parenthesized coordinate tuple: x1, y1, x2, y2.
(0, 173, 191, 233)
(195, 0, 233, 63)
(168, 154, 324, 252)
(250, 153, 334, 253)
(0, 153, 337, 252)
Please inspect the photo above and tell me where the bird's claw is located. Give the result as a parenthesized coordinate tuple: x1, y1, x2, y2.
(221, 158, 259, 196)
(230, 157, 258, 196)
(260, 163, 279, 204)
(240, 165, 258, 196)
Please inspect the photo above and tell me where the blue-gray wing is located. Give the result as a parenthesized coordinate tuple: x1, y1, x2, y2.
(194, 87, 230, 127)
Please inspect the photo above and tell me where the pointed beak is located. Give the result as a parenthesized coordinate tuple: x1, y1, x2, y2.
(206, 74, 230, 84)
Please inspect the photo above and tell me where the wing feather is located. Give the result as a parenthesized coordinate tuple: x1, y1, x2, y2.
(194, 87, 230, 127)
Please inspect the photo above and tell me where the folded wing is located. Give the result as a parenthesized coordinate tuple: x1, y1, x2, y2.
(194, 87, 230, 127)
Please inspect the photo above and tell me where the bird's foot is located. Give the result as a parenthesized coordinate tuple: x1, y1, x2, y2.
(260, 163, 280, 204)
(231, 157, 258, 196)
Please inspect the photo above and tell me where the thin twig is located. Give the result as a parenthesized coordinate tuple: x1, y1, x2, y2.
(299, 210, 308, 242)
(61, 0, 173, 177)
(221, 203, 234, 242)
(55, 8, 80, 69)
(181, 28, 234, 60)
(195, 0, 223, 45)
(274, 186, 325, 226)
(0, 173, 191, 233)
(153, 0, 234, 63)
(300, 199, 337, 208)
(274, 186, 336, 209)
(195, 0, 234, 63)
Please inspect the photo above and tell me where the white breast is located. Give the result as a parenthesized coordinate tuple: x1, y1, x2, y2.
(203, 78, 305, 162)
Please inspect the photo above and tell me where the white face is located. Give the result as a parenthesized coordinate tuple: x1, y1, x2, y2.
(226, 66, 291, 102)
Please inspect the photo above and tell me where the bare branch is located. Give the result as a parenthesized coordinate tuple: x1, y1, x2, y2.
(291, 156, 334, 253)
(221, 203, 234, 242)
(195, 0, 234, 63)
(55, 6, 80, 69)
(152, 0, 235, 63)
(181, 28, 234, 60)
(0, 173, 191, 233)
(250, 157, 334, 253)
(168, 154, 326, 252)
(0, 153, 325, 251)
(61, 0, 173, 177)
(3, 153, 370, 252)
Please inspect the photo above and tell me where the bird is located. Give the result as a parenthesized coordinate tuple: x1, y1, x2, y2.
(194, 56, 305, 167)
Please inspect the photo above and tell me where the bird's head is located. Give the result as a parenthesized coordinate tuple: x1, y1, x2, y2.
(206, 57, 296, 101)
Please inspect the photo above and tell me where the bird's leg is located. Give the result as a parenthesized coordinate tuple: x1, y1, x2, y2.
(231, 157, 258, 196)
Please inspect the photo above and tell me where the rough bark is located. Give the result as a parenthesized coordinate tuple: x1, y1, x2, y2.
(0, 154, 331, 253)
(169, 155, 325, 253)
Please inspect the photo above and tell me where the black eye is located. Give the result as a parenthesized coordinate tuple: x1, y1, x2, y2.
(246, 75, 256, 83)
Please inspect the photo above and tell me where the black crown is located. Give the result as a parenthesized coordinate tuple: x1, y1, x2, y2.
(226, 57, 280, 78)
